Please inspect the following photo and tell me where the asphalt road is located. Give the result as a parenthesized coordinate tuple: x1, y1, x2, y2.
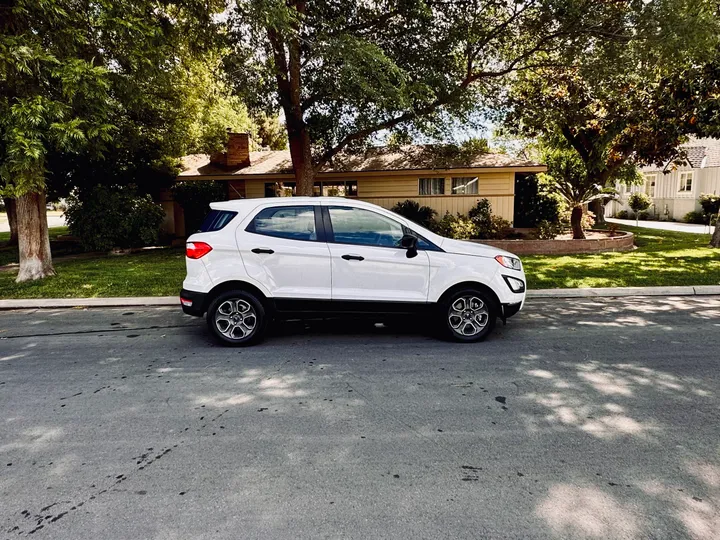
(1, 296, 719, 540)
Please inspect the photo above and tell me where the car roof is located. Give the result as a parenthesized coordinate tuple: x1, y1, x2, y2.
(210, 197, 379, 211)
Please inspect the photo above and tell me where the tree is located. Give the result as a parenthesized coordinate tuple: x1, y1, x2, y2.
(628, 192, 652, 227)
(226, 0, 646, 196)
(0, 0, 227, 280)
(536, 145, 619, 239)
(502, 0, 720, 226)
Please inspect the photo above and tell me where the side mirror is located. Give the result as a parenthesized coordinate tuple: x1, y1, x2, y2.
(400, 234, 418, 258)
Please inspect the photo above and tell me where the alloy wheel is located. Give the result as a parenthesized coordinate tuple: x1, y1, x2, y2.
(214, 298, 257, 340)
(448, 295, 489, 337)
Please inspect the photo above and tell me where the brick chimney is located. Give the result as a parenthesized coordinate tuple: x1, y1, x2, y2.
(210, 132, 251, 168)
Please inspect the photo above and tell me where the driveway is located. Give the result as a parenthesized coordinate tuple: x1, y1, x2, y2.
(1, 297, 719, 539)
(607, 217, 712, 234)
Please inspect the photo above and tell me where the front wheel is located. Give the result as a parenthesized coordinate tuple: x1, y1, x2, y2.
(441, 289, 496, 343)
(206, 290, 267, 346)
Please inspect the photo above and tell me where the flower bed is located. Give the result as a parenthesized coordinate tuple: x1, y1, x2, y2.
(472, 230, 634, 255)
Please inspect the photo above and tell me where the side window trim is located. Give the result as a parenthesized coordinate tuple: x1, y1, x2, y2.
(245, 205, 322, 243)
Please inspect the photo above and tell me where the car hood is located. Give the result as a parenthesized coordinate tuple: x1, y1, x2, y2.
(438, 238, 518, 259)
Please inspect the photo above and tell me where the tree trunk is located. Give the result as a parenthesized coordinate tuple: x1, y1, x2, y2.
(571, 205, 585, 240)
(16, 191, 55, 282)
(710, 213, 720, 247)
(592, 199, 605, 227)
(287, 119, 316, 196)
(3, 197, 18, 245)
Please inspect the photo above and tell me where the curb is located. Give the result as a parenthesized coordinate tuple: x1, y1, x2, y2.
(0, 286, 719, 310)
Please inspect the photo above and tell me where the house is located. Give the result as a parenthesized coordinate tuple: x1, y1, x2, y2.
(161, 133, 546, 237)
(609, 138, 720, 220)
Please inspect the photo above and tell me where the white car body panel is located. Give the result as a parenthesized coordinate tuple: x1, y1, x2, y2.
(182, 197, 526, 313)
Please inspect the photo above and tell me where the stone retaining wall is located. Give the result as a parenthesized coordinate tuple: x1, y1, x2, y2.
(472, 231, 634, 255)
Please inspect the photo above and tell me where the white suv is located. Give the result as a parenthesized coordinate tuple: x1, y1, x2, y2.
(180, 197, 526, 346)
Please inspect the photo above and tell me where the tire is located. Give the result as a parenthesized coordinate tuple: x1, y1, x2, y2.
(206, 290, 267, 346)
(440, 288, 497, 343)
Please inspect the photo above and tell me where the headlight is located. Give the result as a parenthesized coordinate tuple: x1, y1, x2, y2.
(495, 254, 522, 271)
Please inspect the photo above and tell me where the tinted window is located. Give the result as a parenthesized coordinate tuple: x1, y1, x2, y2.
(328, 207, 404, 247)
(199, 210, 237, 232)
(248, 206, 317, 241)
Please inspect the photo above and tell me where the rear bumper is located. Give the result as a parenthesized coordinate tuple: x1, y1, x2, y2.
(180, 289, 207, 317)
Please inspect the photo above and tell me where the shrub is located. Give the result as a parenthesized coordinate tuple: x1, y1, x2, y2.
(512, 174, 562, 227)
(560, 208, 595, 230)
(638, 211, 650, 221)
(65, 185, 165, 251)
(535, 219, 564, 240)
(684, 210, 707, 224)
(390, 199, 437, 229)
(616, 210, 630, 219)
(607, 223, 620, 237)
(699, 193, 720, 217)
(171, 181, 227, 235)
(435, 212, 477, 239)
(628, 192, 652, 214)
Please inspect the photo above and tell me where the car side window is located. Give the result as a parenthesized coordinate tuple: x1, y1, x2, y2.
(328, 207, 405, 248)
(247, 206, 318, 241)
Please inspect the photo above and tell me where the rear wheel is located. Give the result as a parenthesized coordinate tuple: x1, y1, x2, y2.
(206, 290, 267, 346)
(441, 289, 496, 343)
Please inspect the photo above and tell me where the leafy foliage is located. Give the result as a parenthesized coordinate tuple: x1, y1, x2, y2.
(171, 181, 227, 235)
(684, 211, 708, 225)
(616, 210, 630, 220)
(535, 220, 564, 240)
(390, 200, 436, 229)
(628, 192, 652, 214)
(65, 185, 165, 251)
(699, 194, 720, 217)
(435, 213, 477, 240)
(513, 174, 562, 228)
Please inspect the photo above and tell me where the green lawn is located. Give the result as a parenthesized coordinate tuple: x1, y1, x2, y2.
(0, 247, 185, 298)
(0, 224, 718, 298)
(523, 224, 720, 289)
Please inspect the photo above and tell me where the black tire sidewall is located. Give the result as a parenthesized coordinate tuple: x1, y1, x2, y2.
(441, 289, 497, 343)
(206, 290, 267, 346)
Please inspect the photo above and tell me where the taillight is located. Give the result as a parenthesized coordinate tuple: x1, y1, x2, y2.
(186, 241, 212, 259)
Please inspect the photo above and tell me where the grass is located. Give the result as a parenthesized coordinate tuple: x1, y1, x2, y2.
(523, 224, 720, 289)
(0, 247, 185, 298)
(0, 224, 717, 298)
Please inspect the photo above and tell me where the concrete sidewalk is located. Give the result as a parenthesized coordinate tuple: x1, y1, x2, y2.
(1, 285, 719, 309)
(606, 217, 712, 234)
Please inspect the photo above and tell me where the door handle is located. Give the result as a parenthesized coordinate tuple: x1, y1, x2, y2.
(341, 254, 364, 261)
(251, 248, 275, 254)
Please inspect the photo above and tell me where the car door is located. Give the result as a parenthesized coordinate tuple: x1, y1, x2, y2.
(324, 205, 430, 302)
(238, 204, 332, 299)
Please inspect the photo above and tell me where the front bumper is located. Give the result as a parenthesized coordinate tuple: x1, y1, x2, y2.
(502, 301, 523, 319)
(180, 288, 207, 317)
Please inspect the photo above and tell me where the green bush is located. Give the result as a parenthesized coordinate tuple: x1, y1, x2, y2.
(468, 199, 512, 239)
(171, 181, 227, 235)
(65, 185, 165, 251)
(435, 212, 477, 239)
(628, 192, 652, 214)
(684, 210, 707, 224)
(699, 194, 720, 217)
(390, 199, 437, 229)
(616, 210, 630, 219)
(535, 219, 564, 240)
(638, 211, 650, 221)
(512, 174, 562, 227)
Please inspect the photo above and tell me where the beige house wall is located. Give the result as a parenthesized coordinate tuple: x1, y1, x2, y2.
(241, 171, 516, 222)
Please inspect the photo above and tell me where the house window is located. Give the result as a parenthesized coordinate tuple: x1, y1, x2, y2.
(264, 182, 296, 197)
(644, 174, 657, 197)
(679, 172, 693, 192)
(419, 177, 444, 195)
(451, 177, 479, 195)
(320, 180, 358, 197)
(264, 180, 357, 197)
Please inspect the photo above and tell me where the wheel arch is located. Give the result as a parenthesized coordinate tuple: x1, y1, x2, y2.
(204, 280, 272, 314)
(437, 281, 501, 314)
